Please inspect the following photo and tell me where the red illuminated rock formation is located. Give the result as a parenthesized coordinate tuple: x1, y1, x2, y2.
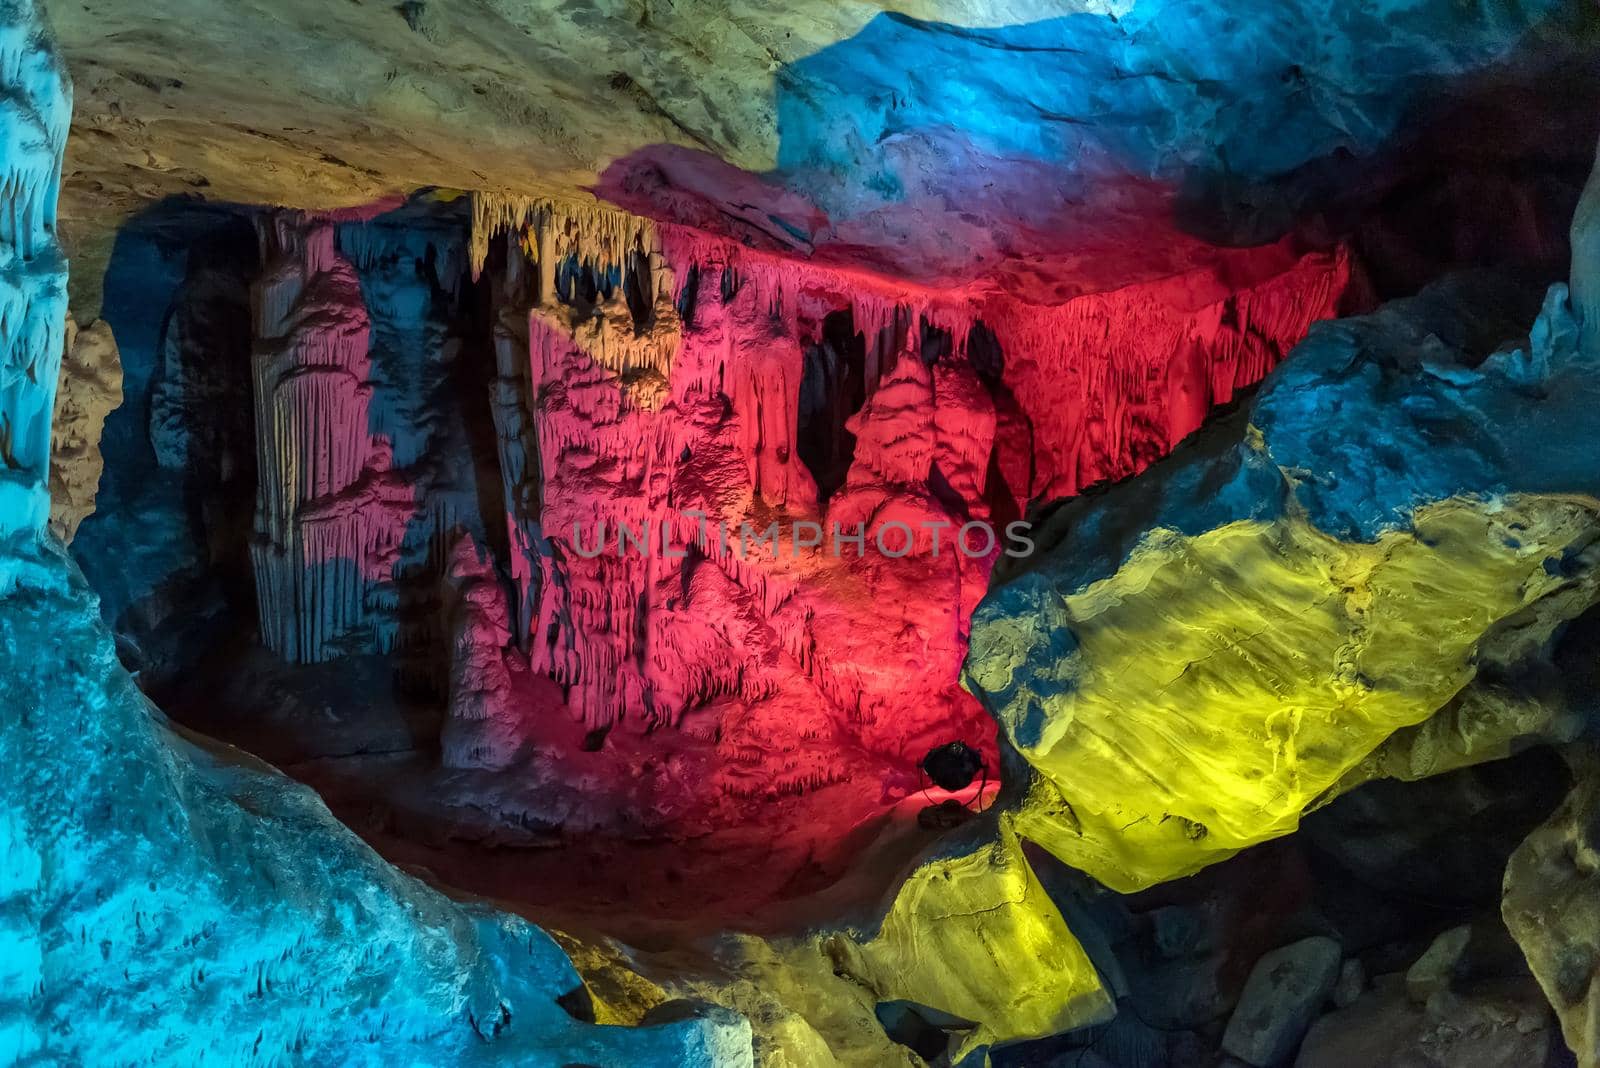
(438, 198, 1357, 850)
(232, 194, 1354, 905)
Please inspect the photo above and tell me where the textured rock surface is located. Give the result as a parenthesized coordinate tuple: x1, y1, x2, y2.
(1301, 751, 1574, 947)
(1406, 926, 1473, 1004)
(161, 188, 1350, 938)
(47, 315, 120, 542)
(467, 195, 1349, 749)
(1221, 936, 1341, 1066)
(826, 822, 1112, 1060)
(968, 260, 1600, 892)
(46, 0, 1568, 203)
(963, 131, 1600, 1059)
(64, 206, 263, 694)
(987, 748, 1573, 1067)
(48, 0, 1087, 208)
(1294, 973, 1556, 1068)
(0, 544, 753, 1066)
(237, 190, 1324, 1053)
(0, 0, 71, 548)
(9, 4, 1129, 1060)
(440, 534, 527, 770)
(1504, 747, 1600, 1067)
(21, 0, 1600, 1064)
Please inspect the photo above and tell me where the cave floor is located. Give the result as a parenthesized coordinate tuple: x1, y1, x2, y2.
(155, 639, 988, 942)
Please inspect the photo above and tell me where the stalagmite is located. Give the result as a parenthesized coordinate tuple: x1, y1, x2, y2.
(440, 533, 536, 770)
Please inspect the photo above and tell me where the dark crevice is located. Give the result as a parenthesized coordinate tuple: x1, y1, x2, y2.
(623, 248, 654, 332)
(918, 318, 952, 366)
(797, 309, 867, 504)
(675, 261, 700, 328)
(555, 254, 616, 318)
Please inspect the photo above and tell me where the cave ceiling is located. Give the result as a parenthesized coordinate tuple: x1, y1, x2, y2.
(49, 0, 1595, 308)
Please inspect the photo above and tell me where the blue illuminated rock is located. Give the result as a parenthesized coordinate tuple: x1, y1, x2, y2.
(0, 542, 751, 1065)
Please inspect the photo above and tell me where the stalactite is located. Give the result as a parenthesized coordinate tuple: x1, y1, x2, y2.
(248, 207, 492, 676)
(248, 215, 389, 662)
(467, 191, 1357, 762)
(0, 5, 71, 553)
(474, 191, 681, 383)
(485, 237, 544, 645)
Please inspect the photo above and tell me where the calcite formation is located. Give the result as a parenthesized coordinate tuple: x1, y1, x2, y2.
(249, 207, 487, 670)
(439, 534, 528, 769)
(458, 194, 1351, 759)
(249, 215, 391, 661)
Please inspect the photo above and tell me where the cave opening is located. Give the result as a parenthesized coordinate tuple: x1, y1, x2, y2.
(965, 321, 1029, 531)
(965, 321, 1003, 390)
(675, 261, 701, 328)
(875, 1000, 976, 1062)
(719, 263, 741, 304)
(917, 318, 953, 367)
(79, 197, 995, 935)
(70, 136, 1600, 958)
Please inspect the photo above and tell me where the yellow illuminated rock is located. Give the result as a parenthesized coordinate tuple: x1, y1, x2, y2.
(1504, 747, 1600, 1068)
(973, 494, 1600, 893)
(607, 819, 1111, 1064)
(830, 822, 1112, 1060)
